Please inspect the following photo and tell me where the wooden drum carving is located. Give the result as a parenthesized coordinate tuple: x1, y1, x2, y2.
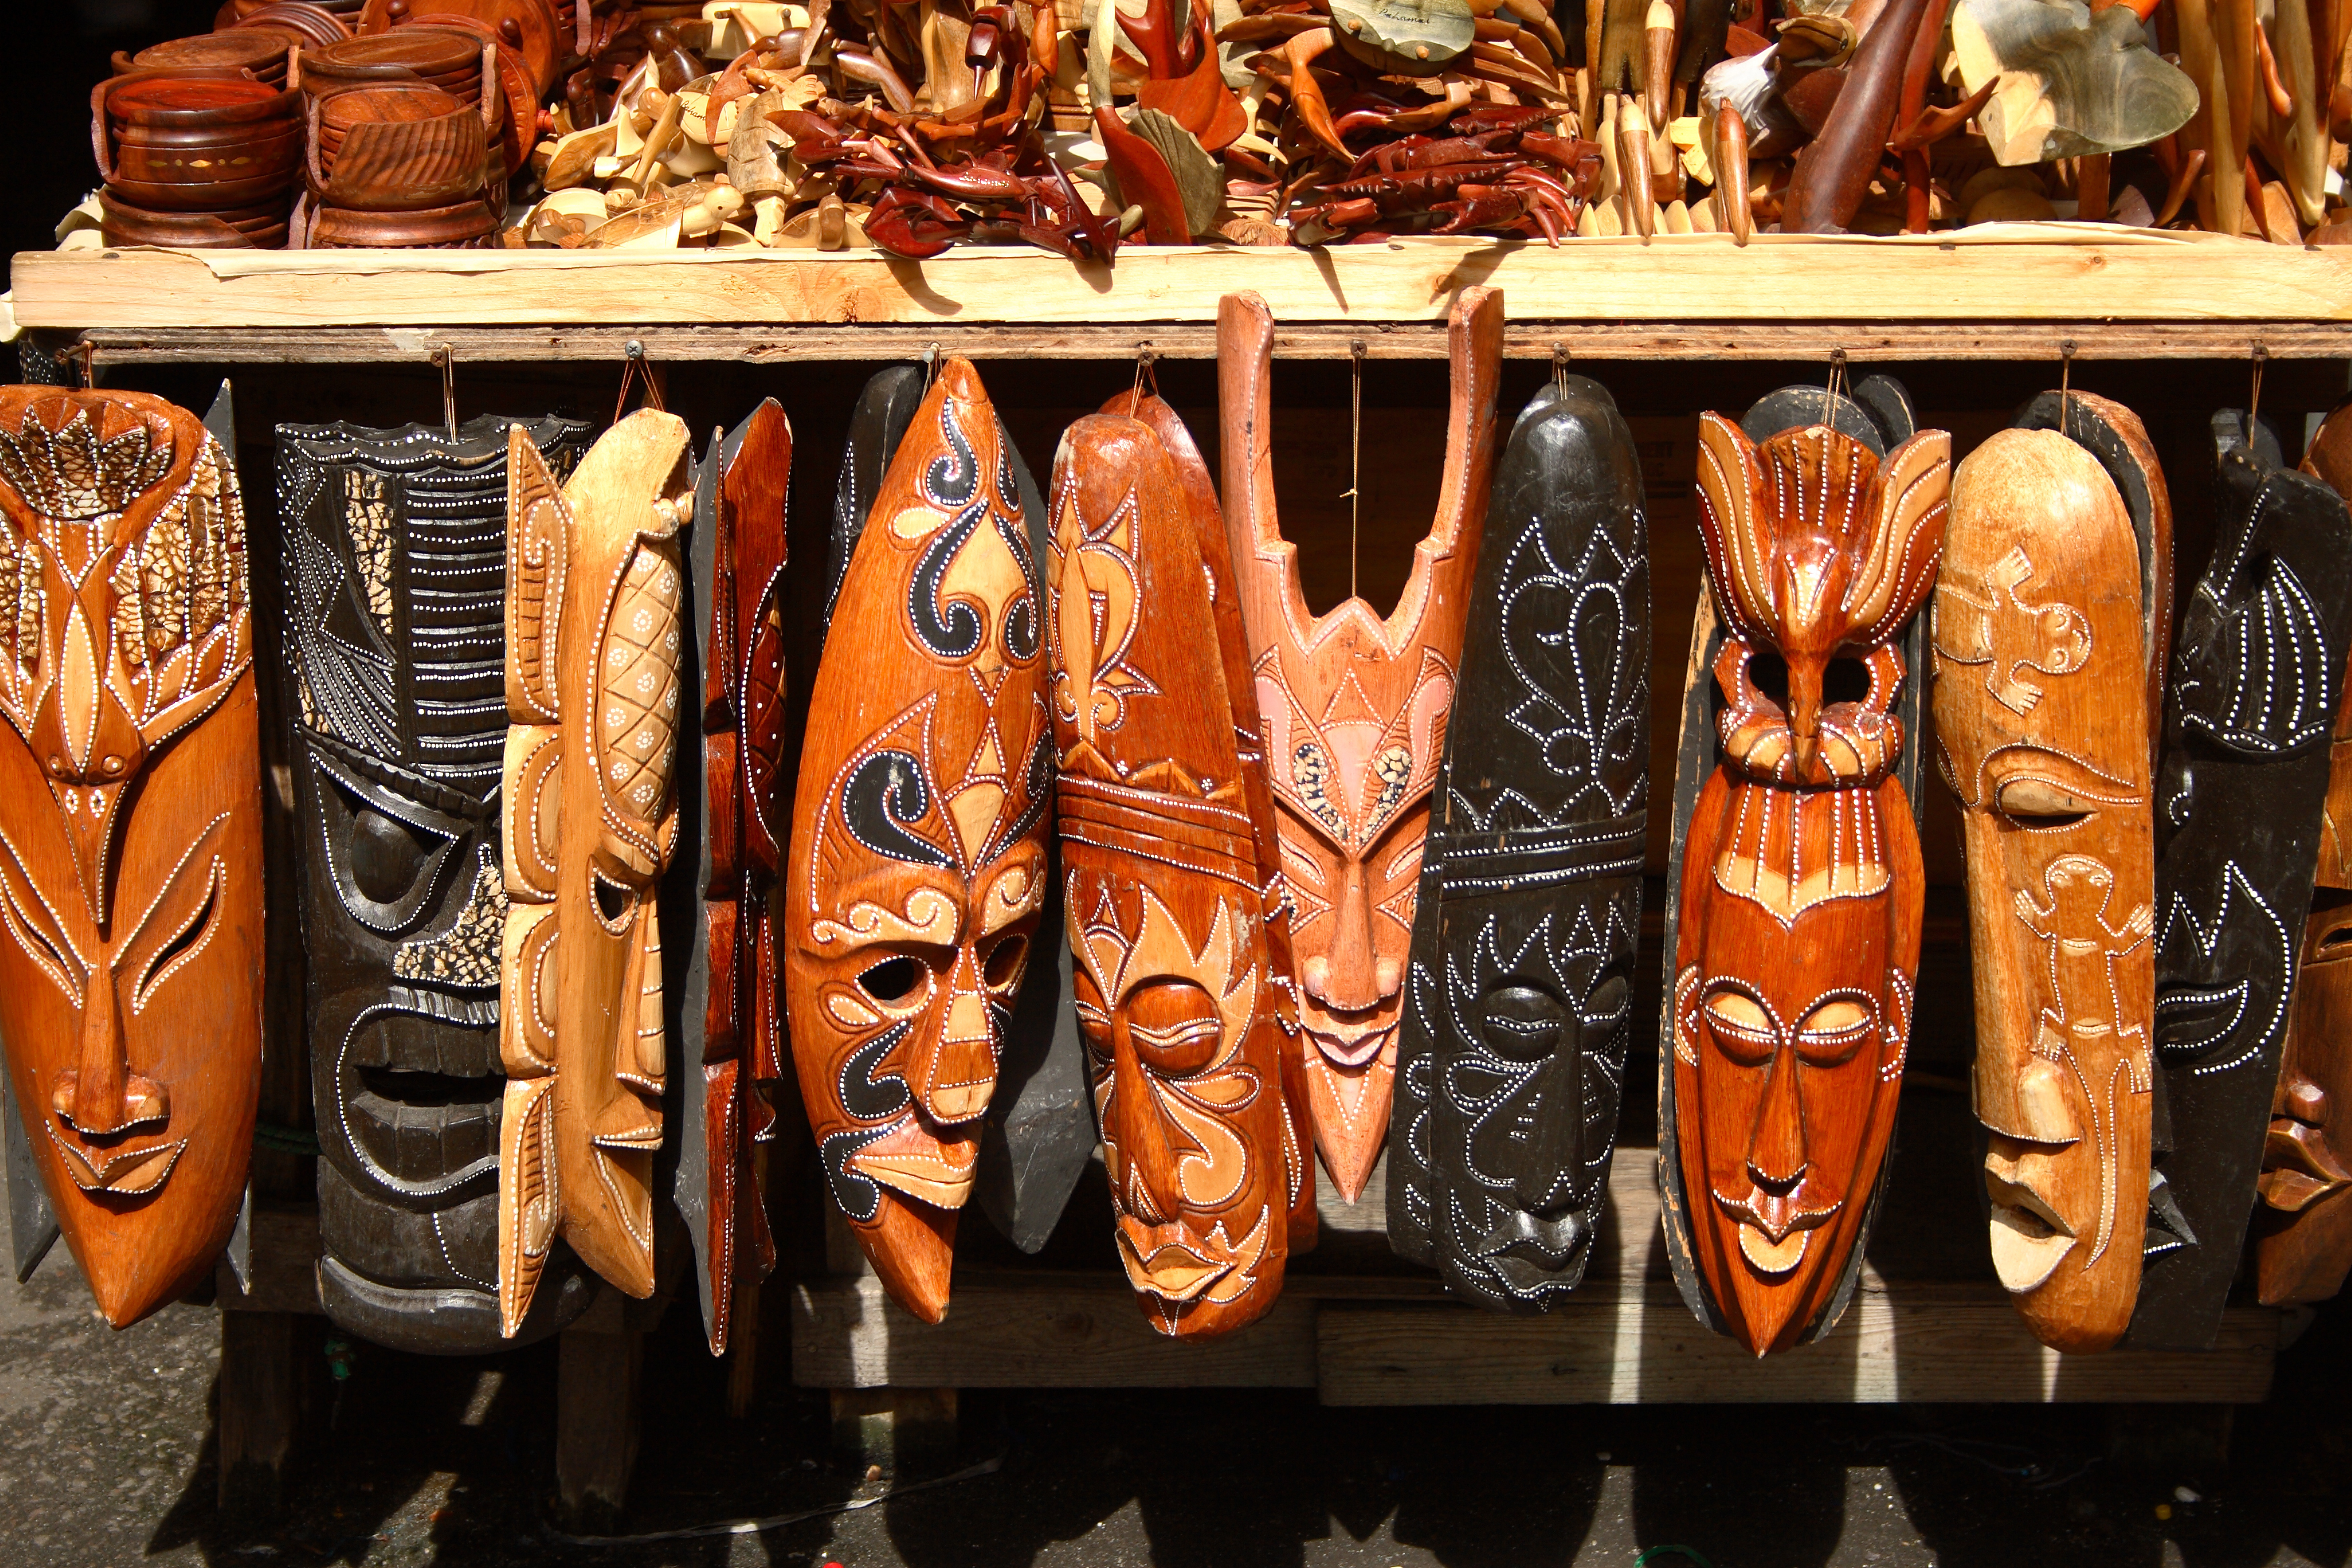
(0, 387, 263, 1328)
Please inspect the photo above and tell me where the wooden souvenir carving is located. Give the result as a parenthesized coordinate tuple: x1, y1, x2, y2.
(1662, 390, 1947, 1356)
(2257, 897, 2352, 1302)
(0, 387, 264, 1328)
(1387, 378, 1648, 1310)
(1218, 286, 1502, 1204)
(783, 360, 1055, 1323)
(1932, 391, 2169, 1355)
(279, 415, 597, 1353)
(2298, 403, 2352, 891)
(1048, 409, 1295, 1337)
(497, 409, 692, 1338)
(685, 400, 790, 1355)
(2132, 413, 2352, 1345)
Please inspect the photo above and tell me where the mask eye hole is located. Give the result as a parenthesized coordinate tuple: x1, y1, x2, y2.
(858, 955, 926, 1005)
(351, 805, 436, 905)
(1478, 983, 1567, 1063)
(591, 871, 633, 930)
(1822, 656, 1871, 705)
(1123, 979, 1222, 1075)
(1996, 777, 2094, 831)
(1702, 989, 1777, 1065)
(982, 932, 1028, 991)
(1747, 651, 1790, 705)
(1796, 996, 1874, 1065)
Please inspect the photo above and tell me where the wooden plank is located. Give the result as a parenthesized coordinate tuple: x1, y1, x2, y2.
(60, 320, 2352, 364)
(214, 1200, 323, 1315)
(217, 1311, 300, 1521)
(555, 1326, 646, 1534)
(16, 228, 2352, 330)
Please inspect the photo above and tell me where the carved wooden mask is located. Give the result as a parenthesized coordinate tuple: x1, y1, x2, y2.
(1219, 286, 1502, 1203)
(1049, 411, 1293, 1338)
(1668, 409, 1946, 1356)
(0, 388, 262, 1328)
(499, 409, 691, 1337)
(689, 401, 791, 1353)
(2133, 412, 2352, 1346)
(280, 415, 597, 1353)
(1388, 378, 1649, 1312)
(783, 360, 1052, 1324)
(2300, 403, 2352, 892)
(2257, 897, 2352, 1303)
(1932, 393, 2166, 1355)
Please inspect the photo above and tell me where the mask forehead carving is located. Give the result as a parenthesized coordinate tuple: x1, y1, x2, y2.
(1219, 286, 1502, 1205)
(0, 387, 262, 1328)
(1931, 395, 2163, 1354)
(785, 359, 1052, 1324)
(1389, 377, 1649, 1313)
(1666, 390, 1945, 1357)
(497, 409, 691, 1338)
(279, 415, 597, 1351)
(1049, 410, 1293, 1338)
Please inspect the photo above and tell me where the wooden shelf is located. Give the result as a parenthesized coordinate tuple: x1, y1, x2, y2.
(11, 229, 2352, 364)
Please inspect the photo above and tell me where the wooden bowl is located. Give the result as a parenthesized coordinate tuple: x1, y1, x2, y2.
(117, 32, 294, 86)
(360, 0, 565, 95)
(305, 27, 484, 89)
(309, 85, 487, 207)
(99, 189, 290, 248)
(95, 72, 301, 207)
(224, 3, 357, 48)
(307, 195, 497, 246)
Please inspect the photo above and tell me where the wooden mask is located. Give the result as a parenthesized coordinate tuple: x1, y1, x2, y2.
(1048, 410, 1295, 1338)
(1388, 378, 1649, 1312)
(2299, 403, 2352, 892)
(0, 387, 262, 1328)
(1665, 392, 1947, 1357)
(2257, 897, 2352, 1303)
(498, 409, 692, 1337)
(1932, 392, 2168, 1355)
(1219, 286, 1503, 1204)
(783, 359, 1053, 1323)
(2133, 413, 2352, 1346)
(279, 415, 598, 1353)
(681, 400, 790, 1354)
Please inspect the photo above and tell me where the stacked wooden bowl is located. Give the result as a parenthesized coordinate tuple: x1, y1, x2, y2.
(113, 31, 296, 87)
(351, 1, 567, 184)
(302, 81, 497, 246)
(220, 3, 358, 50)
(92, 70, 301, 248)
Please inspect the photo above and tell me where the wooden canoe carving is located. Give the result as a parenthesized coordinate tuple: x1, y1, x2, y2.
(783, 359, 1054, 1324)
(279, 414, 597, 1353)
(1389, 378, 1649, 1312)
(2298, 403, 2352, 891)
(497, 409, 691, 1337)
(688, 400, 791, 1354)
(1664, 393, 1947, 1356)
(2256, 897, 2352, 1303)
(1218, 285, 1502, 1204)
(0, 387, 262, 1328)
(1932, 391, 2168, 1355)
(1048, 409, 1295, 1337)
(2133, 413, 2352, 1344)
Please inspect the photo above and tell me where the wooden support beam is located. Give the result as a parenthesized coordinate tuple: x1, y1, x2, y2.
(555, 1324, 645, 1536)
(216, 1311, 300, 1523)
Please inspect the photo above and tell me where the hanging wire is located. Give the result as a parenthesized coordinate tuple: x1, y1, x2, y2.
(2058, 339, 2075, 436)
(434, 345, 458, 441)
(924, 340, 941, 390)
(58, 340, 97, 390)
(2249, 342, 2269, 430)
(616, 338, 667, 422)
(1553, 340, 1569, 392)
(1824, 346, 1849, 421)
(1132, 340, 1157, 406)
(1347, 339, 1367, 602)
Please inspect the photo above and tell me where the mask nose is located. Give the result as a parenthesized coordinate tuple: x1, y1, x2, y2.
(2278, 1069, 2328, 1128)
(51, 966, 168, 1136)
(1302, 861, 1385, 1012)
(901, 945, 998, 1126)
(1784, 655, 1825, 779)
(1745, 1046, 1809, 1192)
(1108, 1010, 1183, 1224)
(1511, 1051, 1586, 1212)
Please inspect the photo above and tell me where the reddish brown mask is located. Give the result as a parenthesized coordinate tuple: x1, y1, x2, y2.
(0, 389, 262, 1327)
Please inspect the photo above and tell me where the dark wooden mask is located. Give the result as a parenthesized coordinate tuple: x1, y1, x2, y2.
(498, 410, 693, 1338)
(0, 387, 263, 1328)
(2133, 412, 2352, 1346)
(1932, 391, 2169, 1354)
(1049, 410, 1294, 1338)
(1665, 390, 1947, 1356)
(783, 360, 1053, 1323)
(2257, 897, 2352, 1304)
(1219, 286, 1503, 1204)
(1387, 377, 1649, 1312)
(279, 414, 597, 1352)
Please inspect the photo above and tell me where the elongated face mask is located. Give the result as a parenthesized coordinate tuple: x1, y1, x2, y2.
(1050, 411, 1291, 1338)
(784, 359, 1052, 1324)
(0, 389, 262, 1327)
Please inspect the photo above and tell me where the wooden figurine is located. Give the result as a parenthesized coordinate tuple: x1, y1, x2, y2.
(279, 415, 598, 1353)
(1662, 385, 1947, 1357)
(498, 409, 693, 1338)
(782, 360, 1055, 1323)
(682, 401, 790, 1355)
(2298, 403, 2352, 890)
(2132, 413, 2352, 1344)
(0, 387, 264, 1328)
(1932, 391, 2169, 1355)
(2257, 898, 2352, 1302)
(1048, 409, 1297, 1337)
(1219, 286, 1502, 1204)
(1388, 378, 1649, 1312)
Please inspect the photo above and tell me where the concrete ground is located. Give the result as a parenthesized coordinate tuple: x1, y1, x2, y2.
(5, 1193, 2349, 1568)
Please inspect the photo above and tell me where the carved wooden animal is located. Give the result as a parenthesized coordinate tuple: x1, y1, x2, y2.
(783, 359, 1054, 1324)
(498, 409, 692, 1337)
(1048, 409, 1297, 1337)
(0, 388, 263, 1328)
(1389, 377, 1649, 1312)
(1782, 0, 1934, 231)
(2257, 897, 2352, 1302)
(1933, 392, 2167, 1355)
(2132, 413, 2352, 1347)
(279, 415, 597, 1353)
(1665, 396, 1947, 1356)
(1219, 286, 1502, 1205)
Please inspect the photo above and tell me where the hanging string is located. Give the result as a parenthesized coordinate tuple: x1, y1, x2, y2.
(924, 341, 940, 390)
(1347, 339, 1366, 603)
(1824, 346, 1849, 422)
(1553, 341, 1569, 392)
(2249, 342, 2268, 431)
(434, 345, 458, 441)
(2058, 340, 2075, 436)
(615, 339, 667, 423)
(1132, 340, 1157, 407)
